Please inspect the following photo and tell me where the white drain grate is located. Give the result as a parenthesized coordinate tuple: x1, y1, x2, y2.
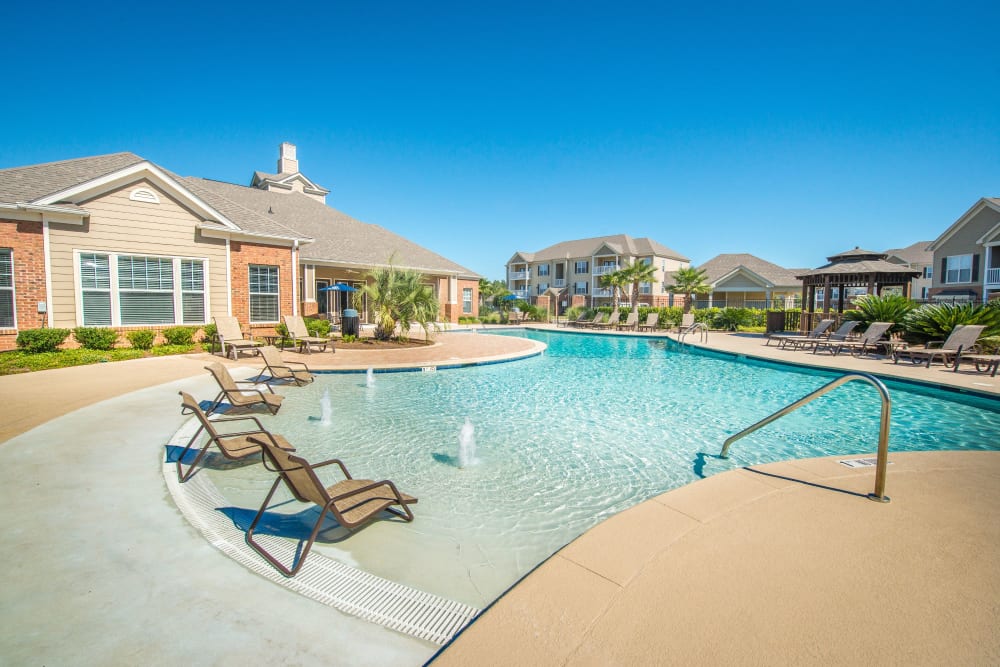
(838, 457, 892, 468)
(164, 418, 479, 645)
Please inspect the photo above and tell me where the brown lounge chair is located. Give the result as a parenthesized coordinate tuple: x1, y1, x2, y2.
(893, 324, 987, 368)
(637, 312, 659, 332)
(175, 391, 293, 482)
(283, 314, 334, 354)
(592, 309, 620, 330)
(617, 311, 639, 331)
(954, 352, 1000, 377)
(765, 318, 834, 348)
(205, 362, 284, 415)
(560, 312, 589, 328)
(675, 312, 696, 334)
(814, 321, 893, 357)
(785, 320, 859, 351)
(213, 315, 263, 360)
(575, 312, 604, 328)
(245, 436, 417, 576)
(250, 345, 315, 386)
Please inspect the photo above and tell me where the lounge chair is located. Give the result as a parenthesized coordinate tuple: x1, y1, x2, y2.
(575, 312, 604, 328)
(765, 318, 834, 348)
(784, 320, 859, 351)
(204, 362, 284, 415)
(283, 314, 334, 354)
(213, 315, 262, 360)
(592, 309, 620, 330)
(675, 313, 696, 334)
(249, 345, 315, 386)
(893, 324, 987, 368)
(245, 435, 417, 576)
(617, 311, 639, 331)
(954, 351, 1000, 377)
(637, 312, 659, 332)
(815, 321, 893, 357)
(560, 312, 589, 328)
(175, 391, 293, 482)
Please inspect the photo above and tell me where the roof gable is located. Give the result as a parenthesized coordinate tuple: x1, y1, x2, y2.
(928, 197, 1000, 251)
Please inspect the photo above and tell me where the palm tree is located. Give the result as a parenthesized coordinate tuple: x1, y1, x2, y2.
(667, 267, 712, 313)
(599, 270, 629, 310)
(361, 263, 440, 341)
(478, 279, 507, 312)
(620, 261, 658, 318)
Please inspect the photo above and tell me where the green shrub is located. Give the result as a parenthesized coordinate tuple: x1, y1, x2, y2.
(200, 323, 216, 343)
(902, 301, 1000, 344)
(274, 322, 289, 337)
(978, 335, 1000, 354)
(341, 334, 358, 343)
(73, 326, 119, 350)
(713, 308, 752, 331)
(305, 317, 331, 337)
(15, 328, 71, 353)
(843, 294, 917, 336)
(126, 329, 156, 350)
(161, 326, 196, 346)
(457, 316, 480, 324)
(481, 312, 502, 324)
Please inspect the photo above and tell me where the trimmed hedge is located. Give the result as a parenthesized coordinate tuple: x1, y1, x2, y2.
(73, 326, 119, 350)
(126, 329, 157, 350)
(162, 326, 197, 346)
(16, 328, 71, 353)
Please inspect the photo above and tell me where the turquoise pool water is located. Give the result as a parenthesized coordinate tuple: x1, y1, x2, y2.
(208, 330, 1000, 607)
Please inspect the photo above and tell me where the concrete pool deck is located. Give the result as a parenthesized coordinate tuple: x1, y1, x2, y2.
(0, 328, 997, 664)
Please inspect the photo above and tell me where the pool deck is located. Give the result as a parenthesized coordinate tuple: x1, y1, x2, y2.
(0, 327, 997, 665)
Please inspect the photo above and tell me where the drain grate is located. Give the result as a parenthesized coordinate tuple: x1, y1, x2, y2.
(838, 457, 892, 468)
(164, 418, 479, 645)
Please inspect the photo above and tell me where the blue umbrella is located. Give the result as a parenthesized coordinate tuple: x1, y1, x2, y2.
(319, 283, 358, 292)
(501, 294, 521, 300)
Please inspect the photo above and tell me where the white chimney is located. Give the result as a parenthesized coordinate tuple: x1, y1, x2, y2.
(278, 142, 299, 174)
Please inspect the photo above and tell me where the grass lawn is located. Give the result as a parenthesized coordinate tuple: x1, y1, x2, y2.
(0, 345, 200, 375)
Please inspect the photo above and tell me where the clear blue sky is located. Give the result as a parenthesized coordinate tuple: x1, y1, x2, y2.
(3, 1, 999, 280)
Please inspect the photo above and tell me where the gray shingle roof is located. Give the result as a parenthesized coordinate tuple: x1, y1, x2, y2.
(883, 241, 933, 266)
(697, 253, 802, 288)
(515, 234, 689, 263)
(0, 152, 146, 203)
(178, 176, 309, 241)
(185, 177, 478, 278)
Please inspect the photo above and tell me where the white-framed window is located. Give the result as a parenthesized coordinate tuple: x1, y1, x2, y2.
(923, 266, 933, 279)
(537, 264, 550, 277)
(945, 254, 972, 284)
(462, 287, 473, 314)
(639, 281, 652, 295)
(574, 261, 589, 274)
(249, 265, 279, 322)
(537, 282, 549, 295)
(574, 281, 588, 295)
(0, 249, 15, 328)
(77, 251, 208, 326)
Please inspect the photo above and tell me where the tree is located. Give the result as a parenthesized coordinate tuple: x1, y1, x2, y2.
(666, 267, 712, 313)
(619, 261, 658, 318)
(599, 270, 629, 310)
(361, 262, 441, 341)
(478, 279, 507, 311)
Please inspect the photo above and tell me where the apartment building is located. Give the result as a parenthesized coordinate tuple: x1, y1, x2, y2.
(926, 198, 1000, 303)
(506, 235, 689, 312)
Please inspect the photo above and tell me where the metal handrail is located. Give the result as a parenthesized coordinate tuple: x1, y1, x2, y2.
(720, 372, 892, 503)
(679, 322, 708, 343)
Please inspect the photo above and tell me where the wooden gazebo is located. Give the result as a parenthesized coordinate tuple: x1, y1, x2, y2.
(795, 247, 920, 318)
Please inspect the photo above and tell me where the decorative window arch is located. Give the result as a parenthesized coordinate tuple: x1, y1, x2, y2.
(129, 188, 161, 204)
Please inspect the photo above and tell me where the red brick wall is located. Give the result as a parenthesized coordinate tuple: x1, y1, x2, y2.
(0, 219, 47, 351)
(228, 241, 294, 335)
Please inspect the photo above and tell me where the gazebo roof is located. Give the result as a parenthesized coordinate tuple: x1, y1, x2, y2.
(795, 246, 920, 283)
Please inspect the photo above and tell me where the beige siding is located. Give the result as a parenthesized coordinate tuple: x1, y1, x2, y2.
(47, 180, 228, 327)
(933, 207, 1000, 290)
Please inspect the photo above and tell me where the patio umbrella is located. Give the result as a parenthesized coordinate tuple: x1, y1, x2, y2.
(501, 294, 520, 300)
(319, 283, 358, 292)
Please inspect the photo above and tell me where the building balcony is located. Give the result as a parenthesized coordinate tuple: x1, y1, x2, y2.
(554, 279, 566, 288)
(592, 265, 619, 276)
(510, 289, 530, 299)
(509, 270, 530, 280)
(592, 288, 613, 298)
(986, 267, 1000, 287)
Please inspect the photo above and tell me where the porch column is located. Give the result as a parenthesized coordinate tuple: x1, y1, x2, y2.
(823, 275, 831, 314)
(302, 264, 316, 303)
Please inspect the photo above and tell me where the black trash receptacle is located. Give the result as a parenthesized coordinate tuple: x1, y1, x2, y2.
(342, 309, 359, 337)
(765, 310, 786, 333)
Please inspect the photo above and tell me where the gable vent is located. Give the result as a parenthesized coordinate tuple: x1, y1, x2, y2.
(129, 188, 161, 204)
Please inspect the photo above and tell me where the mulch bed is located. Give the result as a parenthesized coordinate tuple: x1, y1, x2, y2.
(334, 338, 433, 350)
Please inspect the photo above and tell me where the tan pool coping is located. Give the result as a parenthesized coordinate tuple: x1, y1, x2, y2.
(0, 326, 997, 664)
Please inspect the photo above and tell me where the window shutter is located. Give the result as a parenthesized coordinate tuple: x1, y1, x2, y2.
(940, 258, 947, 282)
(971, 253, 980, 282)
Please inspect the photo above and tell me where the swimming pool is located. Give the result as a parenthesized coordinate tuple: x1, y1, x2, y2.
(207, 329, 1000, 608)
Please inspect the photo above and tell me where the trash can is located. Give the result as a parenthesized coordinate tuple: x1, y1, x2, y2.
(342, 309, 359, 337)
(765, 310, 786, 334)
